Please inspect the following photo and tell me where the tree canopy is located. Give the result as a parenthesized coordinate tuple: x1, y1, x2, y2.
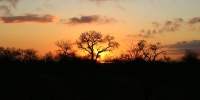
(76, 31, 119, 62)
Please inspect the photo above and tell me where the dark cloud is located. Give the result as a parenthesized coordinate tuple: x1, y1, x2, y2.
(0, 5, 12, 15)
(0, 0, 20, 8)
(165, 40, 200, 53)
(0, 14, 56, 23)
(64, 15, 117, 25)
(166, 40, 200, 48)
(188, 17, 200, 24)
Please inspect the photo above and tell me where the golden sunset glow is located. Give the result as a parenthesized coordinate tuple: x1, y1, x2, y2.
(0, 0, 200, 60)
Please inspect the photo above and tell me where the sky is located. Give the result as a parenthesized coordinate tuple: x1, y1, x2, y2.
(0, 0, 200, 59)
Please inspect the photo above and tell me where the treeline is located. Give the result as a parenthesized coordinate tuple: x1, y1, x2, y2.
(0, 31, 200, 64)
(0, 45, 199, 65)
(1, 31, 200, 100)
(0, 46, 90, 64)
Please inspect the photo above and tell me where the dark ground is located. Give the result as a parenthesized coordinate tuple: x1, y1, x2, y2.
(0, 62, 200, 100)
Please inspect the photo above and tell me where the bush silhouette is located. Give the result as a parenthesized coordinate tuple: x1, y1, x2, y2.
(181, 49, 199, 62)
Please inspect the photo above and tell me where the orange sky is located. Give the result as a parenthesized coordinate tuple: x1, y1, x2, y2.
(0, 0, 200, 60)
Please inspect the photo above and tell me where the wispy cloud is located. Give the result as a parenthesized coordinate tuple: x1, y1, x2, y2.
(87, 0, 109, 5)
(0, 14, 56, 23)
(0, 5, 12, 15)
(0, 0, 20, 8)
(131, 18, 184, 38)
(188, 17, 200, 24)
(84, 0, 127, 10)
(7, 0, 20, 8)
(84, 0, 125, 5)
(0, 0, 20, 16)
(128, 29, 156, 38)
(63, 15, 117, 25)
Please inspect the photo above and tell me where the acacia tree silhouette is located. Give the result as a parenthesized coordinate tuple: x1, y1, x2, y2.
(76, 31, 119, 62)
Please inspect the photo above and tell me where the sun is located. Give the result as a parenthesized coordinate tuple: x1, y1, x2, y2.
(97, 58, 100, 61)
(96, 53, 108, 63)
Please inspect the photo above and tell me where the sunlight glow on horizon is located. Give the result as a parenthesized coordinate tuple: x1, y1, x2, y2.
(0, 0, 200, 60)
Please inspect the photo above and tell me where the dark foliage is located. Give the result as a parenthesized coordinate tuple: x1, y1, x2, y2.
(181, 49, 200, 63)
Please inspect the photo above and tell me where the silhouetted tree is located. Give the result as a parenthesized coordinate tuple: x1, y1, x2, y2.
(1, 47, 22, 62)
(22, 49, 39, 62)
(55, 39, 75, 56)
(0, 47, 5, 62)
(148, 42, 166, 61)
(124, 40, 166, 62)
(0, 47, 4, 56)
(43, 51, 55, 63)
(181, 49, 199, 62)
(76, 31, 119, 62)
(0, 47, 4, 52)
(55, 39, 76, 62)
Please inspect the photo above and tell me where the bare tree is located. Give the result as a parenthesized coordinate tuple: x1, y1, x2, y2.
(123, 40, 148, 61)
(148, 42, 166, 61)
(76, 31, 119, 62)
(55, 39, 75, 58)
(124, 40, 166, 62)
(22, 49, 39, 62)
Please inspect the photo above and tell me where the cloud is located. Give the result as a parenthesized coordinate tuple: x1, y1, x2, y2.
(165, 40, 200, 53)
(166, 40, 200, 48)
(0, 0, 20, 8)
(87, 0, 109, 5)
(152, 22, 160, 27)
(7, 0, 20, 8)
(132, 18, 184, 38)
(158, 18, 184, 32)
(64, 15, 117, 25)
(0, 5, 12, 15)
(85, 0, 126, 10)
(129, 29, 156, 38)
(87, 0, 125, 5)
(188, 17, 200, 24)
(0, 14, 56, 23)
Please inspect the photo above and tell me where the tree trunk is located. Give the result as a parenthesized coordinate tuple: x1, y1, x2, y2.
(91, 51, 94, 61)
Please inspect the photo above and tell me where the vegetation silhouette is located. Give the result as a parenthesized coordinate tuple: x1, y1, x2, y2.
(112, 40, 166, 63)
(181, 49, 199, 63)
(76, 31, 119, 62)
(0, 31, 200, 100)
